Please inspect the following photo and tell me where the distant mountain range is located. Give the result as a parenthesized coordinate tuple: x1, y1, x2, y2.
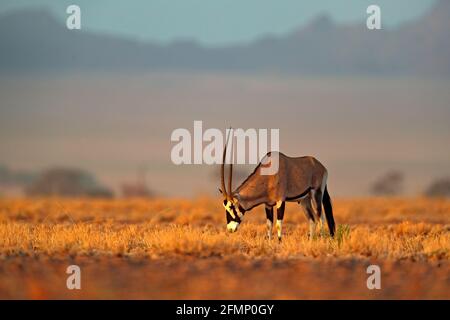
(1, 0, 449, 76)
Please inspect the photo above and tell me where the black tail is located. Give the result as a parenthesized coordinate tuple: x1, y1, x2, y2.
(322, 185, 336, 237)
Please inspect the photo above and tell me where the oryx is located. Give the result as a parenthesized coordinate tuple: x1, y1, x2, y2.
(219, 132, 335, 241)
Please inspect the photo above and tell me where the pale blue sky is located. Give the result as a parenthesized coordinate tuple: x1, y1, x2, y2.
(0, 0, 437, 46)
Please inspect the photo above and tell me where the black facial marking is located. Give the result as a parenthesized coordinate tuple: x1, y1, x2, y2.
(224, 201, 242, 224)
(225, 209, 233, 223)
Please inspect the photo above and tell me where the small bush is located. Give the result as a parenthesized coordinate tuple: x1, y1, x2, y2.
(335, 224, 351, 247)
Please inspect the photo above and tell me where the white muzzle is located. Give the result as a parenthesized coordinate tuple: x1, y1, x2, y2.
(227, 221, 239, 233)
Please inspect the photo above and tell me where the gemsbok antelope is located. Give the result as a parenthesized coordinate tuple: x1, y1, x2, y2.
(219, 132, 336, 242)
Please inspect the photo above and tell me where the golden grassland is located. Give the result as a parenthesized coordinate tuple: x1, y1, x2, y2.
(0, 197, 449, 260)
(0, 197, 449, 299)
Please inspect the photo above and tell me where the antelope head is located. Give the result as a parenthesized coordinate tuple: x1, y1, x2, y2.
(219, 129, 246, 233)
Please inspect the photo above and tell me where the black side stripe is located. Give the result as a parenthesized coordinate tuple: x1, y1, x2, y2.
(285, 187, 312, 201)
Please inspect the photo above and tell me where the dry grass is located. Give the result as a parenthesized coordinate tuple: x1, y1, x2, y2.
(0, 197, 448, 261)
(0, 197, 449, 299)
(1, 219, 449, 261)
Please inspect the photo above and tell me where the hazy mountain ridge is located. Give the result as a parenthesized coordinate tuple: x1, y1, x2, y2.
(0, 1, 449, 75)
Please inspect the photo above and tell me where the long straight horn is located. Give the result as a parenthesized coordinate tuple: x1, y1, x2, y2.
(221, 128, 232, 199)
(228, 128, 233, 199)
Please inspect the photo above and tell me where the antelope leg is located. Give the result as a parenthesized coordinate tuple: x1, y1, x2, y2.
(309, 220, 316, 240)
(265, 205, 274, 240)
(276, 201, 285, 242)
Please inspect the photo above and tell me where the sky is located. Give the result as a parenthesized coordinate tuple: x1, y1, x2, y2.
(0, 0, 437, 46)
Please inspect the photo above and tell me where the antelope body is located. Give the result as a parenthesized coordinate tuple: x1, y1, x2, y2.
(220, 148, 336, 241)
